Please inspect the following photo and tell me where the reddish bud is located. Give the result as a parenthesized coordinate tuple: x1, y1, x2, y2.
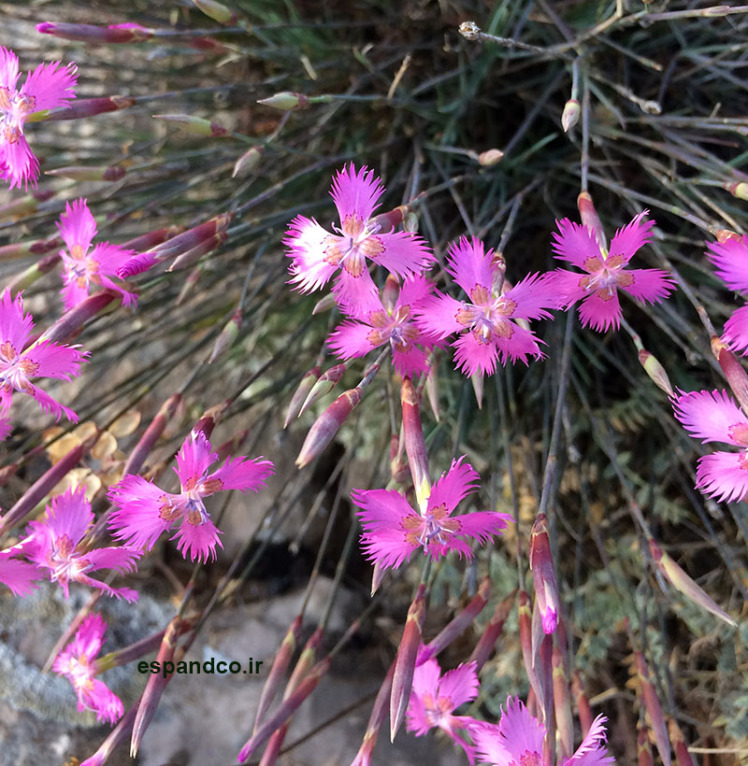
(577, 191, 607, 251)
(669, 719, 695, 766)
(168, 231, 227, 271)
(390, 584, 426, 740)
(529, 513, 560, 634)
(552, 646, 573, 762)
(284, 366, 321, 428)
(36, 21, 153, 43)
(122, 225, 185, 251)
(296, 389, 361, 467)
(469, 588, 515, 670)
(571, 670, 594, 736)
(208, 307, 242, 363)
(712, 336, 748, 415)
(37, 291, 117, 346)
(637, 722, 654, 766)
(401, 378, 430, 508)
(45, 95, 136, 121)
(0, 190, 54, 222)
(634, 651, 673, 766)
(122, 394, 182, 477)
(0, 237, 60, 261)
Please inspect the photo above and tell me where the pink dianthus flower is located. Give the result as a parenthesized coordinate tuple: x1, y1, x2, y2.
(473, 696, 614, 766)
(57, 198, 137, 310)
(328, 275, 441, 377)
(0, 46, 77, 189)
(0, 289, 86, 428)
(53, 613, 124, 724)
(351, 456, 511, 571)
(416, 237, 556, 375)
(407, 654, 479, 763)
(705, 235, 748, 355)
(285, 164, 434, 311)
(549, 211, 674, 332)
(672, 388, 748, 503)
(23, 486, 139, 601)
(108, 429, 274, 562)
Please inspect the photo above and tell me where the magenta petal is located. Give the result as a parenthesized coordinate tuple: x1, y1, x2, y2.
(565, 714, 615, 765)
(546, 269, 591, 309)
(0, 135, 38, 189)
(437, 662, 479, 709)
(672, 389, 747, 445)
(445, 237, 493, 295)
(503, 273, 556, 321)
(333, 267, 379, 313)
(392, 345, 431, 378)
(493, 323, 546, 366)
(0, 556, 40, 595)
(108, 476, 174, 550)
(415, 292, 464, 338)
(84, 546, 141, 574)
(619, 268, 674, 303)
(36, 486, 92, 544)
(24, 338, 86, 379)
(175, 430, 218, 484)
(374, 231, 434, 279)
(723, 305, 748, 355)
(453, 333, 499, 376)
(551, 219, 601, 268)
(0, 47, 20, 90)
(577, 291, 622, 332)
(428, 457, 480, 515)
(173, 516, 222, 563)
(0, 290, 32, 347)
(706, 236, 748, 293)
(695, 452, 748, 503)
(58, 198, 97, 252)
(328, 320, 377, 359)
(607, 211, 653, 263)
(330, 164, 383, 222)
(21, 60, 78, 112)
(285, 216, 337, 293)
(209, 455, 274, 492)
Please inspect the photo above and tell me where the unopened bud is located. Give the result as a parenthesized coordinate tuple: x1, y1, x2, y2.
(154, 114, 229, 137)
(36, 21, 153, 43)
(714, 228, 741, 243)
(477, 148, 504, 166)
(285, 366, 320, 428)
(208, 308, 241, 363)
(257, 92, 310, 111)
(300, 363, 346, 415)
(296, 389, 361, 467)
(577, 191, 607, 251)
(529, 513, 560, 634)
(712, 336, 748, 414)
(232, 146, 264, 178)
(0, 190, 54, 222)
(638, 349, 673, 396)
(192, 0, 238, 23)
(45, 95, 136, 121)
(724, 181, 748, 201)
(561, 99, 581, 132)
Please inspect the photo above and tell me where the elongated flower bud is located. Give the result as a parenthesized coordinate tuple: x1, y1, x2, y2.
(296, 388, 361, 467)
(562, 99, 581, 132)
(638, 349, 673, 396)
(529, 513, 560, 634)
(45, 95, 136, 121)
(469, 588, 515, 670)
(169, 231, 227, 271)
(351, 662, 395, 766)
(131, 619, 182, 756)
(37, 292, 117, 346)
(238, 657, 331, 762)
(258, 92, 310, 111)
(208, 307, 242, 363)
(711, 336, 748, 415)
(46, 165, 126, 182)
(254, 616, 303, 732)
(553, 646, 573, 762)
(193, 0, 239, 24)
(634, 651, 672, 766)
(285, 366, 321, 427)
(571, 670, 594, 735)
(638, 722, 654, 766)
(390, 584, 426, 740)
(0, 190, 54, 222)
(420, 576, 490, 664)
(477, 148, 504, 166)
(300, 363, 347, 415)
(669, 718, 695, 766)
(519, 590, 543, 707)
(0, 236, 60, 261)
(649, 539, 736, 626)
(122, 225, 185, 251)
(0, 434, 96, 534)
(577, 191, 606, 251)
(154, 113, 229, 137)
(36, 21, 154, 43)
(122, 394, 182, 477)
(233, 146, 264, 178)
(401, 378, 430, 509)
(79, 703, 139, 766)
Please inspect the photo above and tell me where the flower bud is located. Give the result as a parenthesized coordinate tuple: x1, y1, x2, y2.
(45, 95, 136, 121)
(724, 181, 748, 201)
(36, 21, 153, 43)
(154, 113, 229, 137)
(257, 92, 310, 111)
(232, 145, 264, 178)
(529, 513, 560, 634)
(46, 165, 126, 182)
(296, 388, 361, 467)
(562, 99, 581, 132)
(477, 148, 504, 166)
(192, 0, 238, 24)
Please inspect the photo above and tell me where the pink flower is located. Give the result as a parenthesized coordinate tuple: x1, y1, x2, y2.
(672, 388, 748, 502)
(0, 548, 40, 595)
(284, 164, 434, 311)
(473, 697, 613, 766)
(406, 654, 479, 763)
(108, 429, 274, 562)
(549, 211, 674, 331)
(706, 235, 748, 354)
(328, 275, 441, 377)
(53, 613, 124, 724)
(23, 486, 139, 601)
(57, 199, 136, 310)
(416, 237, 556, 375)
(0, 289, 86, 427)
(0, 46, 77, 189)
(351, 456, 511, 570)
